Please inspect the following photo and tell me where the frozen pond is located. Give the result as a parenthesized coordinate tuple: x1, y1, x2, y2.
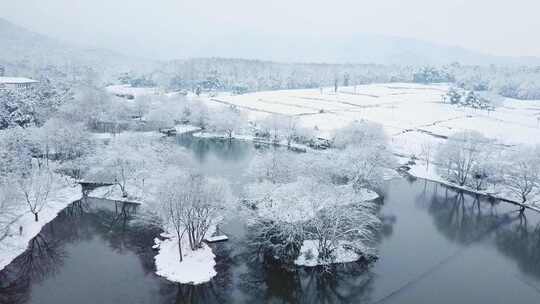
(1, 136, 540, 304)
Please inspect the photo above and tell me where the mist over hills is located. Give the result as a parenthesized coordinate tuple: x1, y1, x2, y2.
(0, 18, 142, 73)
(1, 17, 539, 70)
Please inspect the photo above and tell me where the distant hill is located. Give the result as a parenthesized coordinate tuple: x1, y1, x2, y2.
(0, 18, 140, 74)
(169, 32, 540, 67)
(1, 17, 539, 76)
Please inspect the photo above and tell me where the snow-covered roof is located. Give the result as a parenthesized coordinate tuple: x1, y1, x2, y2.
(0, 77, 39, 84)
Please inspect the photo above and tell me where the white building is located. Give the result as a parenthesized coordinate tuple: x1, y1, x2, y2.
(0, 77, 39, 90)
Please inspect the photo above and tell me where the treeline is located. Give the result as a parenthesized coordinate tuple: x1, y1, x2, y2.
(114, 58, 540, 101)
(120, 58, 414, 92)
(417, 64, 540, 100)
(6, 56, 540, 101)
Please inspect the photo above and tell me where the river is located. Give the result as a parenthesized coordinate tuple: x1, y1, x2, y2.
(1, 135, 539, 304)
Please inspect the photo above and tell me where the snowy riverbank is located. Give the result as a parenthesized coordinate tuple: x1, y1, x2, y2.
(403, 158, 540, 212)
(192, 130, 310, 151)
(0, 179, 81, 271)
(202, 83, 540, 211)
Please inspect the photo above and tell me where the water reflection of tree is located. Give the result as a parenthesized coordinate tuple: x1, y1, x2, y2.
(177, 136, 253, 163)
(495, 214, 540, 279)
(0, 198, 160, 303)
(88, 200, 162, 275)
(0, 225, 66, 304)
(237, 244, 374, 304)
(423, 182, 540, 281)
(424, 185, 514, 244)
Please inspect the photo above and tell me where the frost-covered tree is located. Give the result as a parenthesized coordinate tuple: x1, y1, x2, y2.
(0, 127, 34, 177)
(160, 172, 231, 253)
(332, 120, 387, 149)
(246, 150, 300, 184)
(178, 99, 209, 127)
(420, 141, 433, 170)
(32, 118, 92, 161)
(159, 178, 189, 262)
(0, 81, 72, 129)
(444, 87, 462, 104)
(334, 145, 393, 190)
(244, 177, 380, 266)
(86, 136, 148, 198)
(208, 106, 247, 139)
(17, 164, 53, 222)
(436, 131, 490, 186)
(331, 121, 394, 189)
(503, 146, 540, 207)
(59, 85, 127, 132)
(306, 201, 379, 264)
(413, 66, 454, 84)
(259, 114, 300, 146)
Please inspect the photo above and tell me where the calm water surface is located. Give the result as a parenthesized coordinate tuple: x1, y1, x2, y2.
(1, 135, 539, 304)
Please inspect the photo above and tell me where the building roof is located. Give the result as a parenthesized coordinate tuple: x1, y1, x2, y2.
(0, 77, 39, 84)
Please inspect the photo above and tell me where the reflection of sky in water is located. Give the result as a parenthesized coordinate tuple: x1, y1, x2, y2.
(1, 138, 540, 304)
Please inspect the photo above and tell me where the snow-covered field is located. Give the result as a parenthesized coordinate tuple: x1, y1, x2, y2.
(200, 83, 540, 207)
(205, 83, 540, 156)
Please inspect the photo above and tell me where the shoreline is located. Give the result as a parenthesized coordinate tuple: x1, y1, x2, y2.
(0, 181, 82, 271)
(190, 129, 540, 213)
(402, 167, 540, 213)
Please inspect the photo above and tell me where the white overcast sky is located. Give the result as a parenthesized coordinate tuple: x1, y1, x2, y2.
(1, 0, 538, 59)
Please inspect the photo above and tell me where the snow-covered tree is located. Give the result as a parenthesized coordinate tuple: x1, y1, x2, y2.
(0, 81, 72, 129)
(436, 131, 490, 186)
(444, 87, 462, 104)
(420, 141, 433, 170)
(17, 164, 53, 222)
(208, 106, 247, 139)
(32, 118, 93, 161)
(85, 136, 149, 198)
(503, 146, 540, 207)
(332, 120, 387, 149)
(246, 150, 300, 184)
(259, 115, 301, 146)
(0, 127, 34, 177)
(244, 177, 380, 267)
(306, 200, 379, 264)
(59, 86, 127, 132)
(159, 172, 232, 253)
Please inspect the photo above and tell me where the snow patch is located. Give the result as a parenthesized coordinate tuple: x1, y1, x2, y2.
(295, 240, 361, 267)
(174, 124, 201, 134)
(154, 235, 217, 285)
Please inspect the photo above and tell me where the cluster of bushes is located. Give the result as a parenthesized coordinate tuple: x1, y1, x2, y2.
(443, 87, 501, 110)
(243, 121, 394, 268)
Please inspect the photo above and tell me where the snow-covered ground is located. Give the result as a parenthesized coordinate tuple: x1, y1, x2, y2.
(153, 230, 217, 285)
(106, 84, 160, 97)
(0, 178, 81, 271)
(201, 83, 540, 205)
(174, 124, 201, 134)
(295, 240, 362, 267)
(204, 83, 540, 155)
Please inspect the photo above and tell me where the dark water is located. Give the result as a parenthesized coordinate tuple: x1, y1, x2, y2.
(1, 135, 540, 304)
